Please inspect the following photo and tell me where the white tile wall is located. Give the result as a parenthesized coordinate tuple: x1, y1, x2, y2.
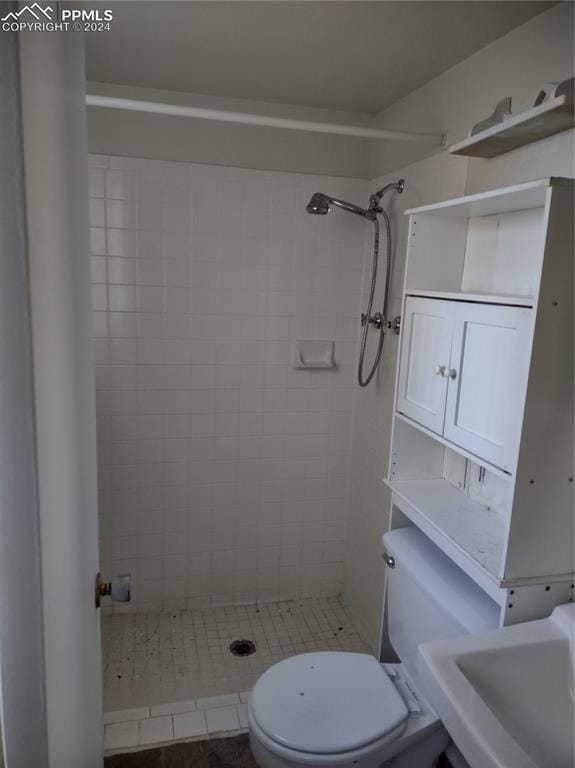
(90, 154, 368, 612)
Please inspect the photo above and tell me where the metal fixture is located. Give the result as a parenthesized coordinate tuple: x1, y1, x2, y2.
(85, 95, 445, 145)
(361, 311, 384, 329)
(434, 365, 446, 375)
(389, 315, 401, 335)
(381, 552, 395, 568)
(229, 639, 256, 657)
(306, 180, 405, 387)
(361, 313, 401, 334)
(95, 572, 131, 608)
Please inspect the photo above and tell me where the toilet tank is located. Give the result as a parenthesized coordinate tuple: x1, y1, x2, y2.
(383, 527, 499, 683)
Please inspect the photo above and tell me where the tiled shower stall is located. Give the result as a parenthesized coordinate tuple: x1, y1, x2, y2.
(90, 154, 379, 724)
(91, 154, 369, 612)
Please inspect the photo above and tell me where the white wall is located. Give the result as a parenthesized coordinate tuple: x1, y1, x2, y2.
(91, 154, 367, 612)
(371, 1, 574, 177)
(0, 25, 48, 768)
(344, 1, 574, 652)
(88, 82, 373, 179)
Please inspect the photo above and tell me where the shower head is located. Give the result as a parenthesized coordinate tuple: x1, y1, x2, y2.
(306, 180, 404, 222)
(306, 192, 375, 220)
(306, 192, 331, 215)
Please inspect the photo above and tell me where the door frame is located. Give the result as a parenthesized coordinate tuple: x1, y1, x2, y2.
(17, 27, 104, 768)
(0, 23, 48, 768)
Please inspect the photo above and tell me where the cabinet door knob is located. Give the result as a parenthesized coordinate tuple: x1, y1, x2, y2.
(434, 365, 445, 375)
(443, 367, 457, 379)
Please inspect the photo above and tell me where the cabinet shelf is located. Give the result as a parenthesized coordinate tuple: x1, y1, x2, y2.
(405, 178, 567, 218)
(405, 289, 534, 308)
(386, 478, 507, 603)
(394, 412, 513, 481)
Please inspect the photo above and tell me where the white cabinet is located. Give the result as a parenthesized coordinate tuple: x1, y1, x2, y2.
(397, 297, 453, 433)
(443, 302, 531, 472)
(385, 178, 574, 628)
(397, 296, 532, 473)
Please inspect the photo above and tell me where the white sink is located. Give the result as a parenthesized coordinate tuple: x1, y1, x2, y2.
(418, 603, 575, 768)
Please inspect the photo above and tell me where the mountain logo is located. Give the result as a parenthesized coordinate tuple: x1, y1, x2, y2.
(1, 3, 53, 22)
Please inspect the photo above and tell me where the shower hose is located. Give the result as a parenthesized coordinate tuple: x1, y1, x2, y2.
(358, 208, 393, 388)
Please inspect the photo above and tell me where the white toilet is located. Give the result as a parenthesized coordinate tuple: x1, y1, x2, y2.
(248, 527, 498, 768)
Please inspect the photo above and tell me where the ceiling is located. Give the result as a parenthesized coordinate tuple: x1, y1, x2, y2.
(85, 1, 555, 115)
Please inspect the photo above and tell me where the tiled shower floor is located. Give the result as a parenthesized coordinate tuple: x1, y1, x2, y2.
(102, 596, 370, 713)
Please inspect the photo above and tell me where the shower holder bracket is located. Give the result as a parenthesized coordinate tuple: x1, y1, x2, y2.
(361, 312, 384, 329)
(361, 314, 401, 334)
(388, 315, 401, 335)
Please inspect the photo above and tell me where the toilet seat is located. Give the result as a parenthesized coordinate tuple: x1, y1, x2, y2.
(249, 652, 409, 758)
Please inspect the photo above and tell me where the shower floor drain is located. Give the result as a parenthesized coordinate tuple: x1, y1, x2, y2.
(229, 639, 256, 657)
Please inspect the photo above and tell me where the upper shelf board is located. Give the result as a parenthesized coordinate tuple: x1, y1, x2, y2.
(405, 289, 534, 309)
(448, 95, 575, 158)
(405, 177, 573, 219)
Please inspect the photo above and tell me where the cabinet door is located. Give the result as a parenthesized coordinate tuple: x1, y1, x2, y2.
(444, 303, 532, 472)
(397, 297, 454, 434)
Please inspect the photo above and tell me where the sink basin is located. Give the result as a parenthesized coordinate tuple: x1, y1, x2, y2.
(418, 603, 575, 768)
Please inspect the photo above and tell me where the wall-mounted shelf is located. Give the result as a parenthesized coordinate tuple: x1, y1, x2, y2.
(448, 95, 575, 158)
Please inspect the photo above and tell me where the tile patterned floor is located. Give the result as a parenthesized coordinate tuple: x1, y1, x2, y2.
(103, 596, 368, 711)
(102, 596, 369, 752)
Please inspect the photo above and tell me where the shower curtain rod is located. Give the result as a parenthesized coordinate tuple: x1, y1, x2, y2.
(86, 94, 445, 145)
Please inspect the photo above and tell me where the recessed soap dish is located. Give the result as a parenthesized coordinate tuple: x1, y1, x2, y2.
(293, 340, 335, 369)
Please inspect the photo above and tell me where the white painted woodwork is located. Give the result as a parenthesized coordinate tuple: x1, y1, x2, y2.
(385, 478, 507, 604)
(443, 303, 533, 473)
(398, 297, 532, 473)
(20, 31, 103, 768)
(404, 215, 468, 292)
(404, 181, 560, 301)
(405, 177, 567, 219)
(461, 208, 545, 298)
(448, 95, 575, 158)
(388, 416, 445, 483)
(394, 412, 512, 481)
(504, 184, 575, 581)
(0, 29, 48, 768)
(406, 289, 534, 308)
(385, 178, 574, 629)
(397, 297, 453, 433)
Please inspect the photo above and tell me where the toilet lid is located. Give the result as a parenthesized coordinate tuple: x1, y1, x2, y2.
(250, 652, 409, 755)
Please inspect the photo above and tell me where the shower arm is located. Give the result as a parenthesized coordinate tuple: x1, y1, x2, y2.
(368, 179, 405, 213)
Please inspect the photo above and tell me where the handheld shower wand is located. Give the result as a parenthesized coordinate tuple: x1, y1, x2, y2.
(306, 179, 404, 387)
